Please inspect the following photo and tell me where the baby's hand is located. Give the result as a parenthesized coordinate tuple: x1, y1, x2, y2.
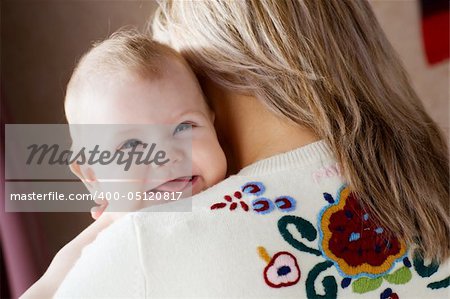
(91, 196, 149, 221)
(91, 197, 108, 220)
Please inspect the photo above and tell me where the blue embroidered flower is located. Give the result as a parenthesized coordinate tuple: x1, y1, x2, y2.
(252, 198, 275, 214)
(274, 196, 296, 212)
(242, 182, 266, 196)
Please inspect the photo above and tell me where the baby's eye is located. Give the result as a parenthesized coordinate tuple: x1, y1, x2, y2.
(173, 122, 193, 135)
(118, 138, 144, 150)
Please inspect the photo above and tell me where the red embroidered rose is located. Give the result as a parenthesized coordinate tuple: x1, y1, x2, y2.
(319, 186, 406, 277)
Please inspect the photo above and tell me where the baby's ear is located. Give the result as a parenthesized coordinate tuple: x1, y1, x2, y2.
(69, 162, 97, 192)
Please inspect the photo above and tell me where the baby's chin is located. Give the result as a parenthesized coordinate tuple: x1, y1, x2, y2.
(143, 174, 206, 198)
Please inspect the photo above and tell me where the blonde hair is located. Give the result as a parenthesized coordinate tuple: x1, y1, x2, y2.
(152, 0, 449, 262)
(66, 29, 182, 106)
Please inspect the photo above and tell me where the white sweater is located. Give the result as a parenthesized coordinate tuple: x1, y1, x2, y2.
(55, 140, 450, 298)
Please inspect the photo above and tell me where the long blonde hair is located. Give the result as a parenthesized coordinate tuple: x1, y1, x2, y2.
(152, 0, 449, 262)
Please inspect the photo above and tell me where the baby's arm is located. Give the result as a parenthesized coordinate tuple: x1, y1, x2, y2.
(20, 213, 115, 299)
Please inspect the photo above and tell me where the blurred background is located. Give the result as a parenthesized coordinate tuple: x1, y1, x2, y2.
(1, 0, 448, 298)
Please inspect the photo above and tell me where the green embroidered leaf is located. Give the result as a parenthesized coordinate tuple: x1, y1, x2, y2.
(278, 215, 322, 256)
(383, 266, 412, 284)
(352, 276, 383, 294)
(427, 276, 450, 290)
(305, 261, 338, 299)
(412, 251, 439, 277)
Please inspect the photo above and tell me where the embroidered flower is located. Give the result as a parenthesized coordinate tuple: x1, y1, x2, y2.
(318, 186, 407, 278)
(252, 198, 274, 214)
(210, 182, 268, 212)
(274, 196, 296, 212)
(242, 182, 266, 196)
(380, 288, 399, 299)
(258, 247, 301, 288)
(211, 182, 298, 214)
(210, 191, 249, 211)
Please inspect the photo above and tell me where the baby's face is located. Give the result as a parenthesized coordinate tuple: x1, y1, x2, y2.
(67, 57, 226, 206)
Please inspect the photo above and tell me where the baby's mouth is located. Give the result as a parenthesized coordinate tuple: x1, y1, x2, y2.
(147, 176, 198, 193)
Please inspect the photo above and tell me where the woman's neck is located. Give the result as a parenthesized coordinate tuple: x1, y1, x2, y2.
(212, 93, 321, 175)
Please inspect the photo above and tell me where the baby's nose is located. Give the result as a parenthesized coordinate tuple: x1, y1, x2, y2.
(151, 146, 185, 169)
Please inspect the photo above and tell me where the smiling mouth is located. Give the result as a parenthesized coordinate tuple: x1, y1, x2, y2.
(147, 176, 199, 193)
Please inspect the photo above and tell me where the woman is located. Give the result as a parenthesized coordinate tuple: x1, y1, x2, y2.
(24, 1, 449, 298)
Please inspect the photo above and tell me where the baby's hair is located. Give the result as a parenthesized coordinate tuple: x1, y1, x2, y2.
(65, 29, 183, 110)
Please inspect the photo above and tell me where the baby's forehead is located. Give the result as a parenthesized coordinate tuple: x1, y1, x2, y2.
(66, 50, 208, 130)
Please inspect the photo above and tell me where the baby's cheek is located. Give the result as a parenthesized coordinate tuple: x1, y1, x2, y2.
(191, 136, 227, 187)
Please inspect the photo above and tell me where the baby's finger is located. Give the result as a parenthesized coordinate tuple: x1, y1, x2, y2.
(93, 197, 107, 207)
(90, 203, 107, 220)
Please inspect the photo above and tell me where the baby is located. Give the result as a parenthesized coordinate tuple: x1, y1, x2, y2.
(64, 30, 227, 216)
